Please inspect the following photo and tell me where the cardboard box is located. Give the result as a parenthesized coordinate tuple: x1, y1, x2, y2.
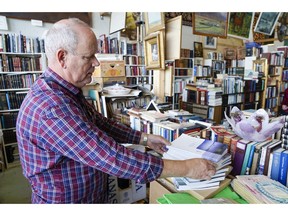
(93, 60, 125, 77)
(107, 145, 147, 204)
(90, 76, 126, 88)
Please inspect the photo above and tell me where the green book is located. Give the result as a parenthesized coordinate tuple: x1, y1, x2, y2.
(240, 141, 258, 175)
(163, 193, 200, 204)
(213, 186, 248, 204)
(156, 197, 169, 204)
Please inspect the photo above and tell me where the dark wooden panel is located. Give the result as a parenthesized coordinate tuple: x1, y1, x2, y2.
(0, 12, 92, 25)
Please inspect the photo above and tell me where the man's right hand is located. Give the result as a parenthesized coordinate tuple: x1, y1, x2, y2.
(184, 158, 217, 180)
(160, 158, 217, 180)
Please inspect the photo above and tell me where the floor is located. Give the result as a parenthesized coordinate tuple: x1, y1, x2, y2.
(0, 165, 31, 203)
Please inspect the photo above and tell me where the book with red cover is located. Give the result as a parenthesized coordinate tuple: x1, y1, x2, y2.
(227, 135, 241, 162)
(261, 52, 271, 63)
(231, 139, 251, 176)
(277, 46, 288, 58)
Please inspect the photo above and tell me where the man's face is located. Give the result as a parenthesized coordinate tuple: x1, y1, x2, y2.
(65, 28, 100, 88)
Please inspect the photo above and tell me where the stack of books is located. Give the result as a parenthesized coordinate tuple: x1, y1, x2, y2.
(163, 134, 232, 191)
(231, 175, 288, 204)
(207, 89, 222, 106)
(281, 116, 288, 149)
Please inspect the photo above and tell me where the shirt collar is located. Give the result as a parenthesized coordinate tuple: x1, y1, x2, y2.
(43, 67, 82, 96)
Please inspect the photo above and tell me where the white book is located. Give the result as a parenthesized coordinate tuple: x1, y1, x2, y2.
(163, 134, 228, 163)
(172, 177, 220, 191)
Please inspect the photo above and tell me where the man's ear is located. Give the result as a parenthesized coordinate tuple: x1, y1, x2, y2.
(56, 49, 67, 69)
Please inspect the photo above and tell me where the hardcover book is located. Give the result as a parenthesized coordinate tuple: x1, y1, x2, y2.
(231, 139, 251, 176)
(263, 140, 282, 175)
(250, 139, 272, 175)
(278, 150, 288, 186)
(240, 141, 258, 175)
(270, 148, 285, 181)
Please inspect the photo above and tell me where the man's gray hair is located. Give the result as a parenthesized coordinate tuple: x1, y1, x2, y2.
(44, 18, 90, 60)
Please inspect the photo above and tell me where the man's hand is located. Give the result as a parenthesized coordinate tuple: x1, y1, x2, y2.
(141, 133, 171, 154)
(160, 158, 217, 180)
(184, 158, 217, 180)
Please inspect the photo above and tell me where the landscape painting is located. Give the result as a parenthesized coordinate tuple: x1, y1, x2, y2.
(228, 12, 254, 40)
(254, 12, 281, 36)
(193, 12, 228, 38)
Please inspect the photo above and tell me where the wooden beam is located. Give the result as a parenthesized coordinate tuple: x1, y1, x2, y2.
(255, 36, 288, 43)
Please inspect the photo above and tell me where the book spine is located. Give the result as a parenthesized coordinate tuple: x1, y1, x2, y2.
(231, 141, 247, 176)
(270, 150, 284, 181)
(257, 146, 268, 175)
(267, 153, 274, 178)
(245, 145, 256, 175)
(278, 150, 288, 185)
(240, 143, 253, 175)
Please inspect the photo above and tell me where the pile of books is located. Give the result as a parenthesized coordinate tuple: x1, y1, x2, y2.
(231, 175, 288, 204)
(163, 134, 232, 191)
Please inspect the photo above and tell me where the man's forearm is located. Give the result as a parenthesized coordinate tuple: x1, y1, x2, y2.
(159, 159, 188, 178)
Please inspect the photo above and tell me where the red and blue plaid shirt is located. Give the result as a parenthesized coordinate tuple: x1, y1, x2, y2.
(16, 68, 163, 203)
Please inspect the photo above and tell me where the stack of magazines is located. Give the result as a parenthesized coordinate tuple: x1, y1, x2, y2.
(163, 134, 232, 191)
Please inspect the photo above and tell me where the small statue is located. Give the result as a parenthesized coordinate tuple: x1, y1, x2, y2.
(224, 107, 285, 142)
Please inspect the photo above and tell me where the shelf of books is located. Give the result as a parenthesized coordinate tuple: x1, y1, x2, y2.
(0, 32, 46, 169)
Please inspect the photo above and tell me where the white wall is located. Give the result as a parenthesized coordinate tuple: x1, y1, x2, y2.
(0, 13, 111, 39)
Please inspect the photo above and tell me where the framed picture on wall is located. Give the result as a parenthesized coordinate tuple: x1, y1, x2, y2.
(228, 12, 254, 40)
(144, 12, 165, 35)
(254, 12, 281, 36)
(144, 31, 165, 69)
(193, 12, 228, 38)
(203, 36, 217, 49)
(194, 42, 203, 57)
(109, 12, 126, 34)
(224, 48, 237, 60)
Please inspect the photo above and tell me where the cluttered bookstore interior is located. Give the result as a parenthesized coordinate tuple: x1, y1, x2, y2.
(1, 11, 288, 206)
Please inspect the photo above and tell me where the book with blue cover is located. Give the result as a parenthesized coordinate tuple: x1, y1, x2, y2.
(270, 148, 285, 181)
(278, 150, 288, 186)
(196, 139, 228, 162)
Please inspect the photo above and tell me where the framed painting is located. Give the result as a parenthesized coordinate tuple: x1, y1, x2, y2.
(109, 12, 126, 34)
(193, 12, 228, 38)
(254, 12, 281, 36)
(203, 36, 217, 49)
(144, 31, 165, 69)
(194, 42, 203, 57)
(165, 12, 192, 26)
(228, 12, 254, 40)
(224, 48, 237, 60)
(144, 12, 165, 35)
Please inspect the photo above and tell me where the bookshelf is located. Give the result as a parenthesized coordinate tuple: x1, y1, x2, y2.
(0, 32, 46, 169)
(251, 58, 268, 111)
(260, 51, 285, 116)
(164, 58, 193, 109)
(0, 129, 4, 171)
(277, 47, 288, 115)
(124, 54, 152, 87)
(221, 75, 244, 117)
(204, 59, 226, 79)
